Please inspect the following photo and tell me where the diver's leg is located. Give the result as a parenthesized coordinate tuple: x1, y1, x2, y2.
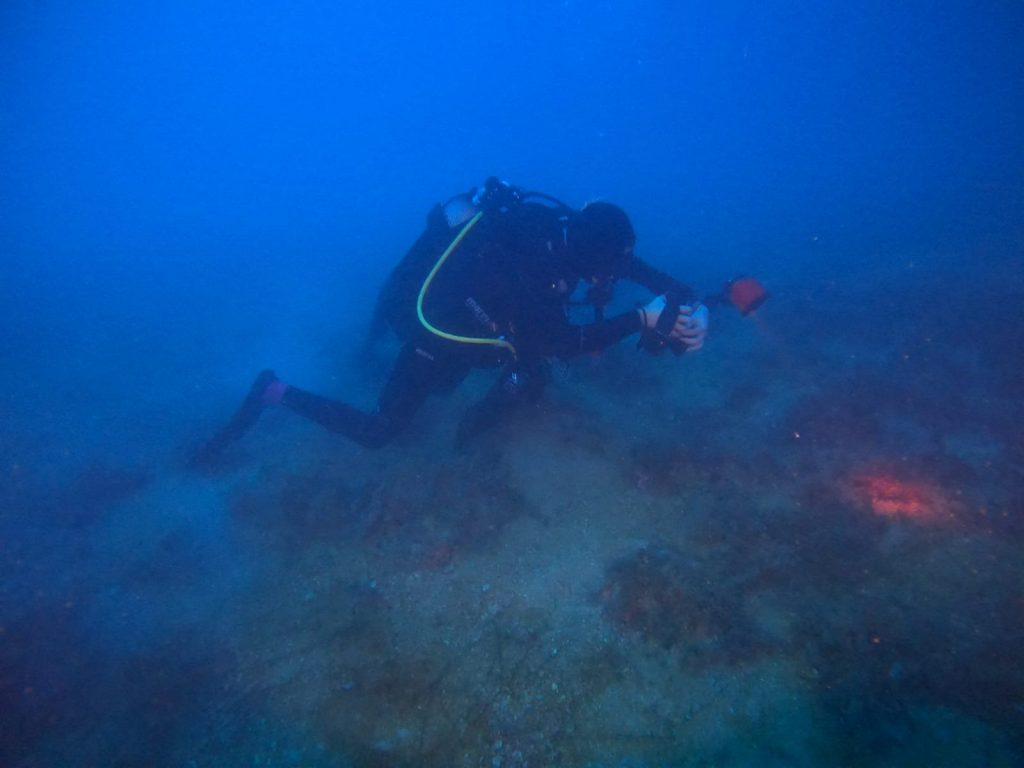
(194, 344, 465, 462)
(455, 358, 549, 447)
(282, 343, 466, 449)
(278, 388, 396, 448)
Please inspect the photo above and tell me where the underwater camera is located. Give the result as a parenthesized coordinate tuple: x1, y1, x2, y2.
(637, 289, 694, 356)
(638, 276, 768, 356)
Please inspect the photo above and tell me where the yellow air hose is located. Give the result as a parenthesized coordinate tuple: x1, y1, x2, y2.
(415, 211, 518, 359)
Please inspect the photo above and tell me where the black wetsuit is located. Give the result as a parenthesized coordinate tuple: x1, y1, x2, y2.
(282, 201, 694, 448)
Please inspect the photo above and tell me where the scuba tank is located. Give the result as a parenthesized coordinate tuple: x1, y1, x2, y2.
(372, 178, 569, 344)
(372, 182, 491, 342)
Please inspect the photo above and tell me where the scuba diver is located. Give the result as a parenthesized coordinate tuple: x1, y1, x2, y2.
(194, 178, 712, 462)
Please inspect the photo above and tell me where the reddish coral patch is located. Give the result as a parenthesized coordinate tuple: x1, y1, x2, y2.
(849, 470, 958, 523)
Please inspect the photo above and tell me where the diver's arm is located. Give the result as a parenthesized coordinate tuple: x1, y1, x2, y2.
(532, 310, 644, 359)
(552, 296, 705, 357)
(521, 290, 707, 358)
(574, 311, 646, 355)
(626, 256, 698, 303)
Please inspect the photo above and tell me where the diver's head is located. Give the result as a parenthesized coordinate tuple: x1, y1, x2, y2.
(568, 201, 636, 282)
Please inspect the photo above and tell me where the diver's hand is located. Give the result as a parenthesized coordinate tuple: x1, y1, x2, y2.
(674, 303, 709, 351)
(639, 297, 709, 351)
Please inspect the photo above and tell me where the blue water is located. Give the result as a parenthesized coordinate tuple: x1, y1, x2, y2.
(2, 2, 1022, 766)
